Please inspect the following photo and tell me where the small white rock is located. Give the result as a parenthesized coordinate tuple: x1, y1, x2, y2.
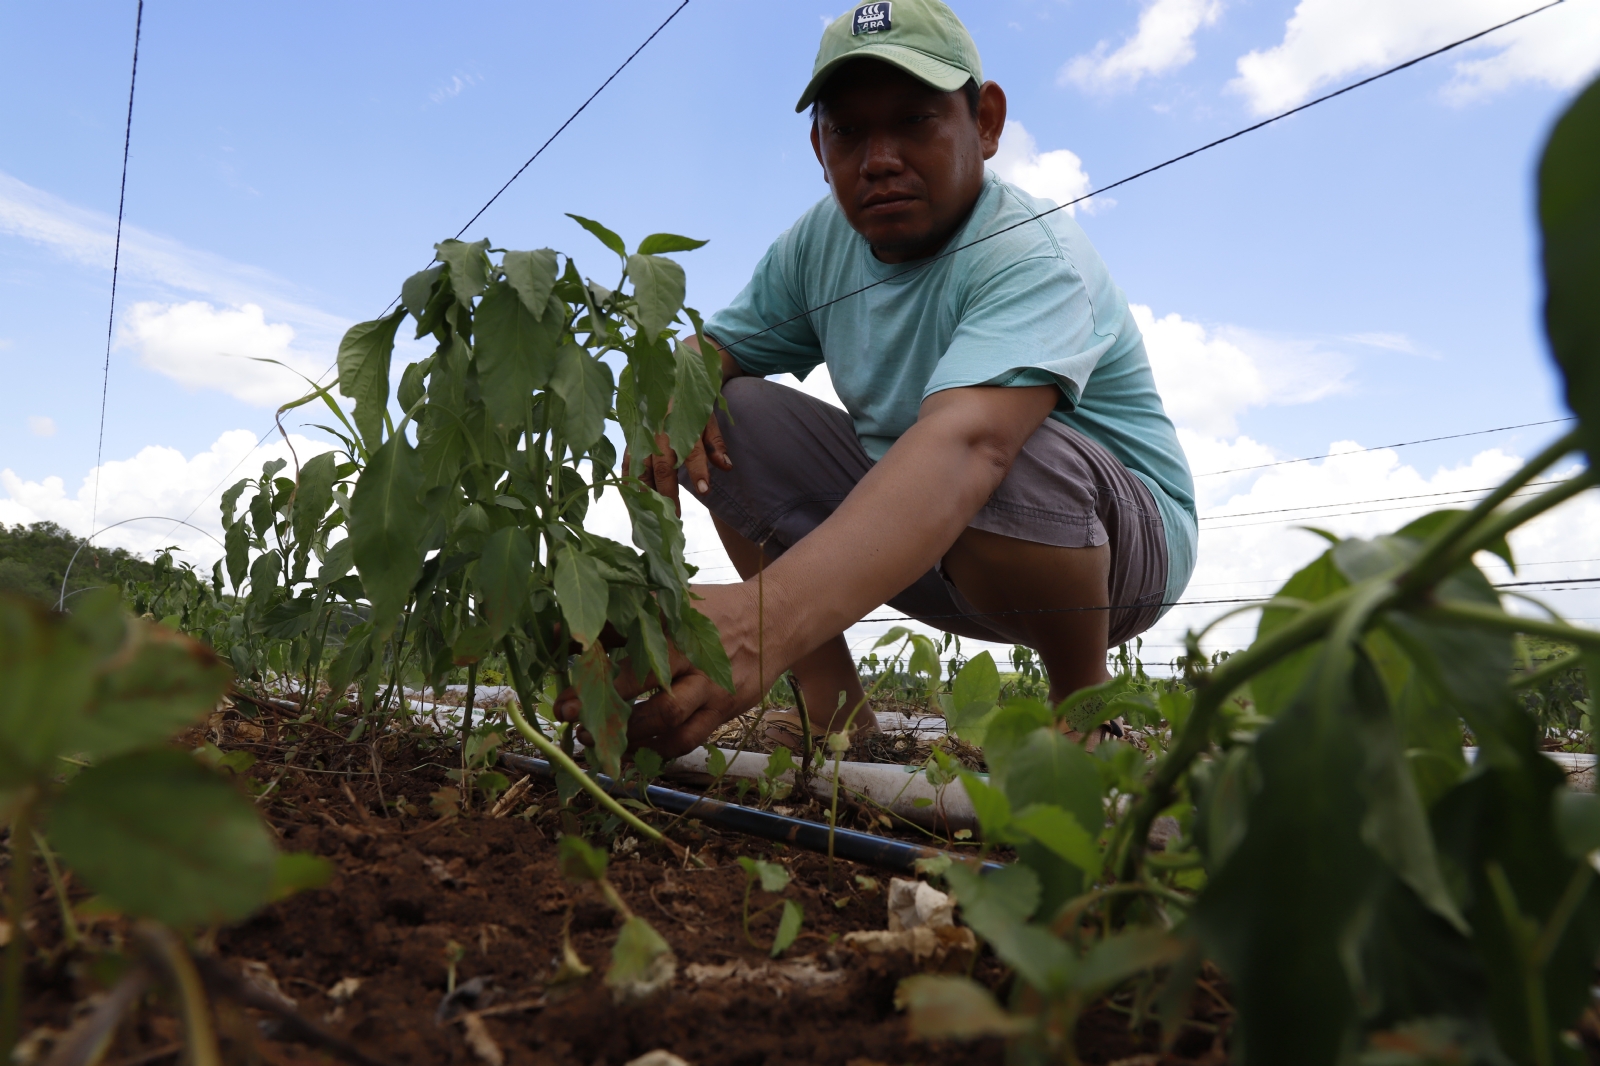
(626, 1052, 692, 1066)
(887, 878, 955, 932)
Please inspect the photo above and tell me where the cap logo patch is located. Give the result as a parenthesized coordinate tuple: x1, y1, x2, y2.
(852, 2, 891, 35)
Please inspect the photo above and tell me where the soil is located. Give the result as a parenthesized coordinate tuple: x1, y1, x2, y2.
(11, 699, 1234, 1066)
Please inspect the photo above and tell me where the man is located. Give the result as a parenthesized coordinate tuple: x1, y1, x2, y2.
(559, 0, 1196, 758)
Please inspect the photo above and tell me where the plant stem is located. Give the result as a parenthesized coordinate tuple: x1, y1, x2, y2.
(1420, 603, 1600, 653)
(1430, 471, 1600, 582)
(30, 831, 78, 950)
(500, 637, 691, 863)
(1399, 430, 1583, 594)
(0, 797, 36, 1061)
(137, 923, 222, 1066)
(1511, 652, 1586, 690)
(460, 660, 479, 813)
(1112, 590, 1352, 883)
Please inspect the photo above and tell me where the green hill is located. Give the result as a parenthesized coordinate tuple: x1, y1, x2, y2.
(0, 521, 156, 604)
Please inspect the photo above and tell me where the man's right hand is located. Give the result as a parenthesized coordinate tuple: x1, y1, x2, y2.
(633, 417, 733, 513)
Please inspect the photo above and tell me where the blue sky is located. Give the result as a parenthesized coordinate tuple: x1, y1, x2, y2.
(4, 0, 1599, 660)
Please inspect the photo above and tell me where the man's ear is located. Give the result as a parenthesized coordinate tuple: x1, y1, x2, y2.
(977, 81, 1007, 161)
(810, 118, 825, 176)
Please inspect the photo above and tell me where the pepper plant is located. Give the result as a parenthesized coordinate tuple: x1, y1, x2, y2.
(902, 77, 1600, 1065)
(211, 219, 729, 841)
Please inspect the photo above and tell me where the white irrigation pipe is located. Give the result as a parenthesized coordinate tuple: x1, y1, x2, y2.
(57, 515, 225, 610)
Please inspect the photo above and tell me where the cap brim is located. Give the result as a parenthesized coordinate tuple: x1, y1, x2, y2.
(795, 43, 972, 113)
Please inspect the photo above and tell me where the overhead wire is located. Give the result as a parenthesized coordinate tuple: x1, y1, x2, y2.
(163, 0, 694, 539)
(1194, 417, 1576, 478)
(89, 0, 145, 537)
(710, 0, 1566, 361)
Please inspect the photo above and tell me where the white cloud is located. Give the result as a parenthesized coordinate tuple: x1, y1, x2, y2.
(26, 416, 56, 438)
(0, 169, 347, 349)
(1346, 331, 1418, 355)
(1063, 0, 1223, 91)
(1146, 443, 1600, 661)
(430, 73, 481, 104)
(1134, 304, 1349, 437)
(1230, 0, 1600, 115)
(0, 428, 334, 565)
(122, 301, 329, 407)
(990, 121, 1095, 214)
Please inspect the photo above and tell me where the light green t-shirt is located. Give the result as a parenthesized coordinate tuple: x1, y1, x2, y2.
(706, 171, 1197, 613)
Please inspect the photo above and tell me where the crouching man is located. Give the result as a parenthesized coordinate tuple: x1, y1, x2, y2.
(560, 0, 1196, 757)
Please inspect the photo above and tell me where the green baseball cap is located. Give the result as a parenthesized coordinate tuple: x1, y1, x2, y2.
(795, 0, 983, 114)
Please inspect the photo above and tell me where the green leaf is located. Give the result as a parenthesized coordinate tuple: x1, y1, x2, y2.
(566, 213, 628, 260)
(1396, 509, 1514, 573)
(1252, 549, 1350, 718)
(220, 477, 250, 529)
(998, 727, 1105, 918)
(898, 975, 1031, 1040)
(872, 626, 912, 650)
(673, 606, 734, 694)
(1555, 790, 1600, 858)
(349, 434, 427, 638)
(606, 915, 676, 1003)
(550, 343, 612, 454)
(574, 643, 630, 779)
(474, 280, 564, 432)
(1539, 74, 1600, 464)
(627, 253, 686, 342)
(634, 748, 662, 783)
(664, 341, 716, 462)
(636, 233, 708, 255)
(75, 620, 232, 763)
(554, 544, 608, 648)
(946, 861, 1041, 927)
(0, 593, 104, 788)
(290, 451, 338, 559)
(433, 238, 492, 306)
(956, 771, 1013, 841)
(400, 264, 443, 323)
(736, 856, 791, 893)
(502, 248, 560, 317)
(949, 652, 1000, 739)
(223, 520, 249, 593)
(50, 750, 278, 926)
(336, 310, 405, 450)
(1012, 803, 1100, 876)
(979, 697, 1053, 774)
(477, 526, 534, 641)
(1074, 929, 1189, 999)
(979, 916, 1075, 995)
(771, 900, 803, 957)
(908, 634, 941, 683)
(556, 833, 607, 882)
(271, 852, 334, 901)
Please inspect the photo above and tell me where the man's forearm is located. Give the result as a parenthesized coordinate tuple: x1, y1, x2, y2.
(751, 385, 1058, 669)
(683, 332, 746, 385)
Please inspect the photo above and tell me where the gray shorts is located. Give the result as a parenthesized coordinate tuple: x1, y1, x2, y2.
(681, 376, 1168, 648)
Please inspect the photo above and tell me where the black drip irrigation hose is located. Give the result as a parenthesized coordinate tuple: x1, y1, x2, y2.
(497, 750, 1003, 876)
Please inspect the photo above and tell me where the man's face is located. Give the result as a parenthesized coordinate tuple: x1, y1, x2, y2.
(810, 60, 1005, 263)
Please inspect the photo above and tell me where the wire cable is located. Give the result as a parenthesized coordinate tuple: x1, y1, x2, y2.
(88, 0, 145, 536)
(450, 0, 689, 242)
(1194, 417, 1576, 478)
(711, 0, 1566, 361)
(165, 0, 692, 538)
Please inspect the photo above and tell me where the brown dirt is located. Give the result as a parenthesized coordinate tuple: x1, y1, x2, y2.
(11, 701, 1232, 1066)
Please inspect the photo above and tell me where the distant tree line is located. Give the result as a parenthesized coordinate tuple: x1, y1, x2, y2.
(0, 522, 156, 603)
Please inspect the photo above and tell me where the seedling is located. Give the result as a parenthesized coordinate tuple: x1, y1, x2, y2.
(735, 857, 804, 958)
(556, 835, 676, 1002)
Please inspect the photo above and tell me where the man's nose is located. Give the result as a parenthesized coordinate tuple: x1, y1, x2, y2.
(860, 131, 904, 177)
